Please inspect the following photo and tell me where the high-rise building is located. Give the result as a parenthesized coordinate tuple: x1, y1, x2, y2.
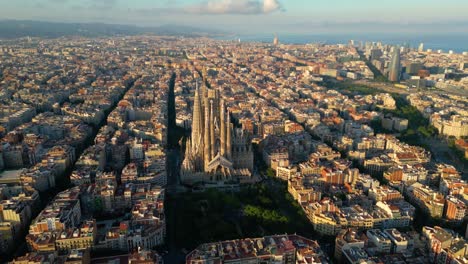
(388, 47, 401, 82)
(273, 33, 279, 46)
(180, 84, 254, 184)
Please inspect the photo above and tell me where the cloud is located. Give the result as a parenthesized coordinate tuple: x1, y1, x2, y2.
(263, 0, 281, 13)
(186, 0, 283, 15)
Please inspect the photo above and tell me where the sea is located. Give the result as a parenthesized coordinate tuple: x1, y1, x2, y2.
(216, 33, 468, 54)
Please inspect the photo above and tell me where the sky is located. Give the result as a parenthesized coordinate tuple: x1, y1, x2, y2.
(1, 0, 468, 34)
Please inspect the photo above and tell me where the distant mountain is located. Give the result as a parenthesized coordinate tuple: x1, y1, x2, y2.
(0, 20, 226, 39)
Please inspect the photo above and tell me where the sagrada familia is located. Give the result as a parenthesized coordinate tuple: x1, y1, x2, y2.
(180, 84, 254, 184)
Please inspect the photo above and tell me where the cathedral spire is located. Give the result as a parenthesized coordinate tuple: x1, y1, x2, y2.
(192, 82, 203, 152)
(204, 99, 211, 171)
(226, 110, 232, 159)
(220, 99, 226, 157)
(210, 100, 215, 159)
(186, 137, 192, 155)
(181, 86, 254, 183)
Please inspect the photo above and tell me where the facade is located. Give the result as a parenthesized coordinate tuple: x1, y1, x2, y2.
(366, 229, 391, 254)
(263, 146, 290, 170)
(444, 195, 466, 222)
(29, 188, 82, 235)
(99, 187, 165, 251)
(181, 85, 254, 184)
(383, 228, 408, 253)
(431, 115, 468, 138)
(388, 48, 401, 82)
(26, 220, 96, 253)
(334, 229, 366, 262)
(54, 220, 96, 251)
(288, 177, 322, 205)
(277, 166, 298, 181)
(407, 183, 445, 218)
(186, 234, 328, 264)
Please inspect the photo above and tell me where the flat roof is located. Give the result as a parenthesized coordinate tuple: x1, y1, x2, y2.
(0, 169, 24, 184)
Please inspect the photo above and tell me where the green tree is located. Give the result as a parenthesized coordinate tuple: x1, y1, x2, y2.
(266, 168, 275, 178)
(94, 197, 103, 212)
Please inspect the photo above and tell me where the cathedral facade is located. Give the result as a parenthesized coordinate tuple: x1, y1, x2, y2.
(180, 85, 254, 184)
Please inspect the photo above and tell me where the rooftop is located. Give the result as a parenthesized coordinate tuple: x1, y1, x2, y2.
(0, 169, 24, 184)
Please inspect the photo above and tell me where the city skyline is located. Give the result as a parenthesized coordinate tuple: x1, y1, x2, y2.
(1, 1, 467, 263)
(2, 0, 468, 34)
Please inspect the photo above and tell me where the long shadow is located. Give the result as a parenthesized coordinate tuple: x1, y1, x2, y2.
(6, 77, 136, 263)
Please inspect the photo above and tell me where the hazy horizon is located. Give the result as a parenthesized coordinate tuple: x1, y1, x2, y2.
(2, 0, 468, 34)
